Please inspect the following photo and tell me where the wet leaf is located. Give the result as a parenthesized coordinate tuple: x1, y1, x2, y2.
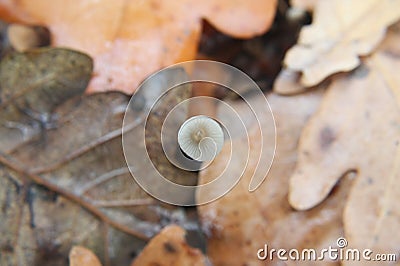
(131, 225, 206, 266)
(197, 91, 354, 265)
(288, 23, 400, 262)
(69, 246, 102, 266)
(275, 0, 400, 93)
(0, 0, 277, 94)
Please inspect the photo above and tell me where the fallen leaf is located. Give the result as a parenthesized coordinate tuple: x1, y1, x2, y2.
(0, 0, 277, 94)
(289, 23, 400, 262)
(69, 246, 102, 266)
(275, 0, 400, 93)
(0, 93, 149, 266)
(0, 66, 198, 265)
(273, 68, 307, 95)
(143, 68, 198, 187)
(7, 23, 50, 52)
(0, 47, 92, 153)
(131, 225, 206, 266)
(0, 20, 50, 56)
(197, 90, 355, 265)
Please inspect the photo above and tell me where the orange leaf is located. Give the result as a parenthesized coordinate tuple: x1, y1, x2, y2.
(131, 225, 206, 266)
(0, 0, 277, 94)
(69, 246, 102, 266)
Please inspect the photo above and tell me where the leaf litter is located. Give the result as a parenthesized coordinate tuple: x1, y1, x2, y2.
(0, 48, 200, 265)
(1, 1, 400, 266)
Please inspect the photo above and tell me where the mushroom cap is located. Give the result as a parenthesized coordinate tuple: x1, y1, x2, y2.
(178, 115, 224, 162)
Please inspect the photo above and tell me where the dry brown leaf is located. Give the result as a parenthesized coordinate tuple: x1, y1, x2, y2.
(275, 0, 400, 93)
(69, 246, 102, 266)
(131, 225, 206, 266)
(0, 93, 149, 265)
(197, 91, 356, 265)
(0, 67, 199, 264)
(0, 0, 277, 94)
(289, 23, 400, 263)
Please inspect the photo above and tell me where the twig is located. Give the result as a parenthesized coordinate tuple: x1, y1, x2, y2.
(77, 167, 130, 195)
(93, 199, 155, 208)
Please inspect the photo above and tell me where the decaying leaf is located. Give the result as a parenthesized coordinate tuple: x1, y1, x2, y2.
(0, 48, 92, 112)
(197, 90, 355, 265)
(0, 63, 198, 264)
(0, 0, 277, 94)
(69, 246, 102, 266)
(0, 47, 92, 153)
(275, 0, 400, 93)
(131, 225, 206, 266)
(0, 92, 149, 266)
(144, 68, 198, 188)
(289, 23, 400, 262)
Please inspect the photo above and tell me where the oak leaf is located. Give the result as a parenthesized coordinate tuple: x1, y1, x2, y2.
(0, 59, 197, 265)
(288, 23, 400, 263)
(0, 0, 277, 94)
(197, 91, 353, 265)
(275, 0, 400, 93)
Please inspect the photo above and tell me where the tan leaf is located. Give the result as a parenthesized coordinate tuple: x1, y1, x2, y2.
(276, 0, 400, 92)
(290, 0, 318, 12)
(289, 23, 400, 262)
(69, 246, 102, 266)
(131, 225, 206, 266)
(7, 23, 50, 52)
(197, 91, 355, 265)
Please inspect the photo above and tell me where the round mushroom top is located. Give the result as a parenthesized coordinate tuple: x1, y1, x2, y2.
(178, 115, 224, 162)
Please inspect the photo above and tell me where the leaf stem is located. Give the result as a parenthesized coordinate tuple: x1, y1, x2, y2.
(0, 154, 150, 241)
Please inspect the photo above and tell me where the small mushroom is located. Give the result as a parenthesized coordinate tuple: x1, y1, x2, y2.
(178, 115, 224, 162)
